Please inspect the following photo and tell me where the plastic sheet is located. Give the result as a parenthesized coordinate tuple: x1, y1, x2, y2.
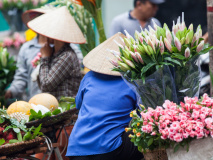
(171, 56, 201, 103)
(122, 65, 178, 108)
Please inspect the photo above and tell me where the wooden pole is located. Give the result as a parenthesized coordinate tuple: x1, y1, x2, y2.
(207, 0, 213, 96)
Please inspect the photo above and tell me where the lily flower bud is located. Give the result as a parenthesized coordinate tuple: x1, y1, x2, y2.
(173, 25, 178, 35)
(123, 38, 132, 48)
(122, 49, 131, 60)
(1, 48, 7, 67)
(174, 37, 182, 52)
(148, 38, 156, 52)
(184, 47, 190, 58)
(134, 30, 140, 40)
(123, 58, 135, 69)
(185, 30, 194, 44)
(133, 45, 138, 52)
(124, 30, 132, 39)
(148, 25, 155, 35)
(137, 45, 145, 54)
(166, 30, 172, 44)
(151, 19, 158, 30)
(135, 52, 144, 64)
(109, 59, 119, 67)
(164, 38, 172, 52)
(188, 24, 193, 31)
(130, 51, 139, 63)
(118, 62, 131, 72)
(197, 40, 204, 52)
(180, 37, 186, 45)
(147, 45, 154, 55)
(159, 37, 164, 54)
(114, 40, 124, 49)
(142, 44, 150, 55)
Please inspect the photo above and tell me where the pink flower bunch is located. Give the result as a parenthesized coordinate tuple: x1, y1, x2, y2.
(31, 52, 41, 68)
(3, 32, 25, 49)
(139, 94, 213, 143)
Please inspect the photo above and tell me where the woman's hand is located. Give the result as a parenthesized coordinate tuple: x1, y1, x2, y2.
(40, 41, 53, 58)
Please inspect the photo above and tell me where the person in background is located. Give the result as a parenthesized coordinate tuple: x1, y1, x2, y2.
(4, 8, 48, 101)
(27, 7, 86, 160)
(4, 8, 83, 101)
(109, 0, 165, 37)
(66, 32, 143, 160)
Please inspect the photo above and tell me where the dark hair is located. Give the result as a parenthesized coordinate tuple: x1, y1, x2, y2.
(134, 0, 147, 7)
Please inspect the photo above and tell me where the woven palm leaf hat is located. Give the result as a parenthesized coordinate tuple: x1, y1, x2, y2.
(83, 32, 126, 76)
(27, 6, 86, 44)
(22, 7, 54, 26)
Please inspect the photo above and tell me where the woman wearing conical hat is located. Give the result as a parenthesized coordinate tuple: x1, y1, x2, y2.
(27, 6, 86, 100)
(66, 32, 143, 160)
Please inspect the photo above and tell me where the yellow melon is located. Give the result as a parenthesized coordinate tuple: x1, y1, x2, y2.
(7, 101, 33, 121)
(29, 93, 58, 111)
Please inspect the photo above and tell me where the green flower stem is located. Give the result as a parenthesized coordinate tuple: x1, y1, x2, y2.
(94, 8, 106, 43)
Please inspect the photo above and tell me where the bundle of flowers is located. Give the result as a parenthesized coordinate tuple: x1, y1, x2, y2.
(127, 93, 213, 154)
(1, 32, 25, 49)
(0, 0, 47, 10)
(109, 13, 213, 107)
(31, 52, 41, 68)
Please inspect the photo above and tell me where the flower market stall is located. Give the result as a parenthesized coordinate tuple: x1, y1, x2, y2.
(109, 13, 213, 159)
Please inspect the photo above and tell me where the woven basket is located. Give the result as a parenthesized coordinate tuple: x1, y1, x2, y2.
(143, 148, 168, 160)
(25, 108, 78, 128)
(0, 137, 45, 156)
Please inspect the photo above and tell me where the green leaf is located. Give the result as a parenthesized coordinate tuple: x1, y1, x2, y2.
(23, 132, 32, 141)
(42, 111, 52, 119)
(17, 132, 22, 142)
(13, 128, 20, 133)
(37, 110, 43, 119)
(3, 126, 12, 132)
(141, 63, 156, 77)
(147, 138, 154, 146)
(0, 117, 5, 124)
(0, 139, 5, 146)
(159, 62, 174, 67)
(52, 109, 61, 115)
(9, 139, 19, 144)
(174, 144, 180, 152)
(171, 53, 186, 60)
(199, 46, 213, 55)
(32, 124, 42, 139)
(164, 57, 182, 66)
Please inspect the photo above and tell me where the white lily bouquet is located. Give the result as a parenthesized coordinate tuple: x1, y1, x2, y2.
(110, 13, 213, 108)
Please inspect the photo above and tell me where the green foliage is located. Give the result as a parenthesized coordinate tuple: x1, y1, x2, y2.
(0, 109, 43, 145)
(0, 0, 48, 11)
(0, 47, 17, 107)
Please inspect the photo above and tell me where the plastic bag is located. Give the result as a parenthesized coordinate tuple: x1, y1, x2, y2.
(171, 56, 201, 103)
(122, 65, 178, 108)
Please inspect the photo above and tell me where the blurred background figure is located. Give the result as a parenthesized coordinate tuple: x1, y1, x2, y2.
(4, 9, 48, 102)
(109, 0, 165, 37)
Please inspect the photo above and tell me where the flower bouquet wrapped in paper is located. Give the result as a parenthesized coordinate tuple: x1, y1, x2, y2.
(128, 94, 213, 160)
(110, 13, 213, 107)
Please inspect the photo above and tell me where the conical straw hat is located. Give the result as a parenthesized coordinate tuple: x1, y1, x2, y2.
(83, 32, 126, 76)
(22, 8, 53, 26)
(27, 6, 86, 44)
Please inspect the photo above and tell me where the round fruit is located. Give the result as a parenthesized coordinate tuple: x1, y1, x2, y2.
(7, 101, 33, 121)
(29, 93, 58, 111)
(7, 101, 32, 115)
